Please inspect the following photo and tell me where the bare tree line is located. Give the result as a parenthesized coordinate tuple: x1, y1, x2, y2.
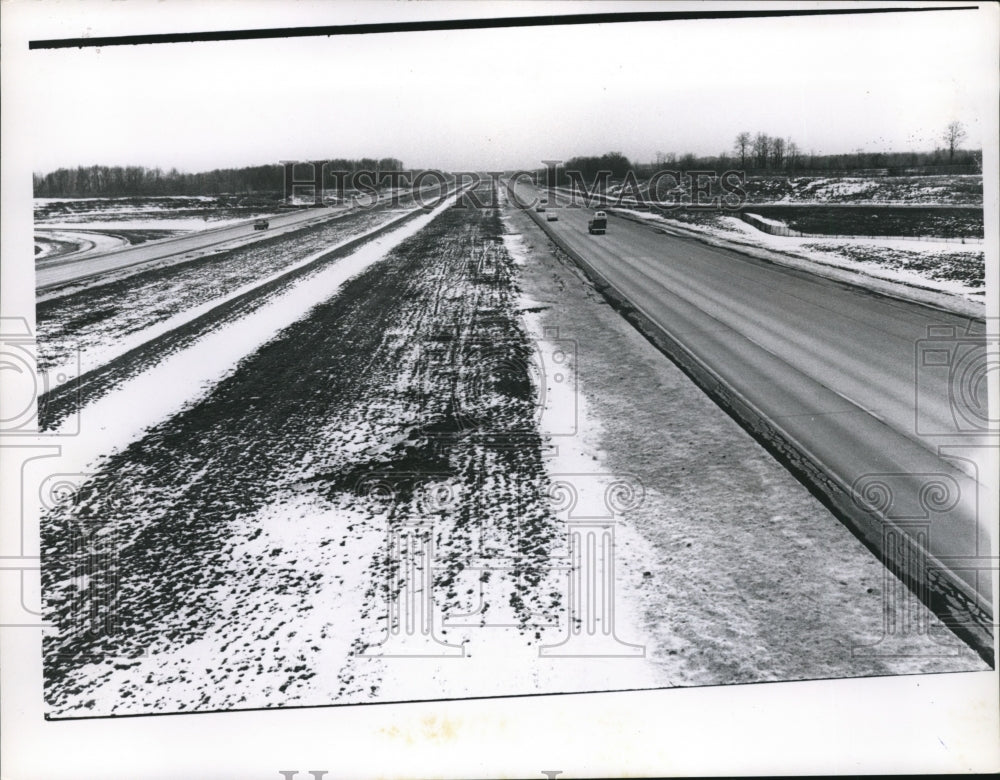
(712, 122, 978, 174)
(730, 131, 802, 170)
(34, 158, 406, 198)
(648, 121, 979, 175)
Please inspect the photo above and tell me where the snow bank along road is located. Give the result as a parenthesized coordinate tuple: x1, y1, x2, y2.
(516, 182, 995, 663)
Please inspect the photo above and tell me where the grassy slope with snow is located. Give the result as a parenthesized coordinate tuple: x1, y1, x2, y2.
(742, 174, 983, 205)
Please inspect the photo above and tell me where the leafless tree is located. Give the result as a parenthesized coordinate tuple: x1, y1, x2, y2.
(771, 137, 785, 168)
(752, 132, 770, 168)
(787, 139, 800, 171)
(944, 121, 966, 161)
(734, 132, 751, 168)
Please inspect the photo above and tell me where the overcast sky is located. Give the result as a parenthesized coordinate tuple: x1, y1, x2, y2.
(24, 2, 996, 173)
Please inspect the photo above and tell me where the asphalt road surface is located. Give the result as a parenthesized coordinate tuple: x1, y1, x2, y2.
(35, 206, 351, 291)
(514, 182, 995, 654)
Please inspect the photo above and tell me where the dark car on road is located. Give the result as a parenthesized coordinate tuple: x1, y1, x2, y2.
(588, 211, 607, 235)
(253, 218, 270, 231)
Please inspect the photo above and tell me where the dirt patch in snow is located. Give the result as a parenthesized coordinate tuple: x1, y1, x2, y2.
(41, 192, 586, 717)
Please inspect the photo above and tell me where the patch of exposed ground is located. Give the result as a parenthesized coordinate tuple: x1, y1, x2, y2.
(748, 206, 983, 239)
(42, 194, 582, 717)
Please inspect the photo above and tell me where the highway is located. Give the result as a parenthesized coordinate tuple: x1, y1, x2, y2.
(515, 182, 995, 659)
(35, 205, 352, 291)
(36, 183, 469, 430)
(35, 181, 457, 292)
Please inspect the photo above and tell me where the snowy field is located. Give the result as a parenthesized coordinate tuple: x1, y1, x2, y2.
(41, 188, 669, 716)
(740, 174, 983, 205)
(34, 195, 269, 226)
(604, 173, 984, 206)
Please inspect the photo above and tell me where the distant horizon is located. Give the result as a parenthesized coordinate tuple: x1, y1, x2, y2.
(31, 144, 986, 179)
